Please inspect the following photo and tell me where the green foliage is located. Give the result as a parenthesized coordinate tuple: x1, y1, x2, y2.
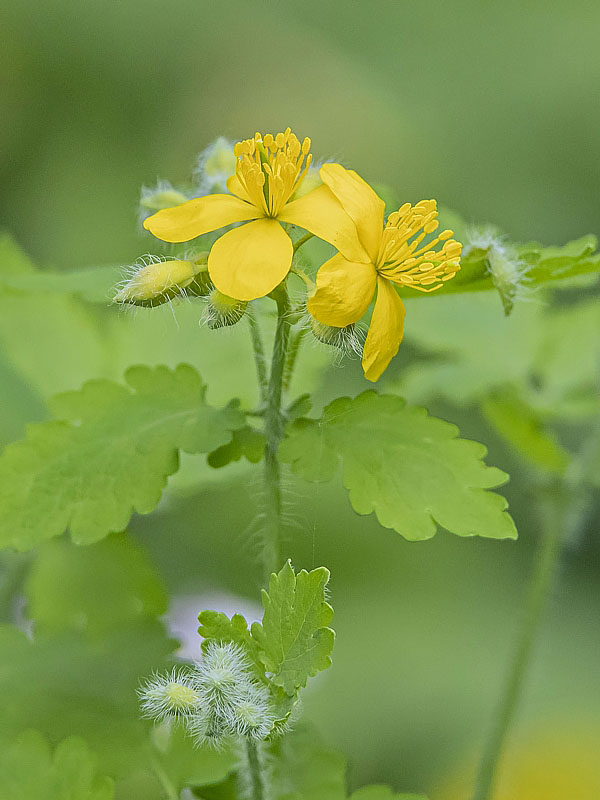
(199, 725, 428, 800)
(251, 561, 335, 695)
(198, 610, 267, 681)
(0, 364, 245, 550)
(0, 533, 238, 797)
(0, 730, 114, 800)
(350, 789, 428, 800)
(482, 390, 570, 474)
(25, 535, 167, 637)
(395, 233, 600, 300)
(280, 392, 517, 541)
(198, 563, 334, 721)
(207, 425, 265, 468)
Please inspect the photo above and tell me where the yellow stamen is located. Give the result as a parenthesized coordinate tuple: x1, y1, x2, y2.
(376, 200, 461, 292)
(233, 129, 313, 218)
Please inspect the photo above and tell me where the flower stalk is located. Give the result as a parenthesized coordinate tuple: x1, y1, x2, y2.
(245, 739, 265, 800)
(471, 483, 566, 800)
(261, 285, 292, 581)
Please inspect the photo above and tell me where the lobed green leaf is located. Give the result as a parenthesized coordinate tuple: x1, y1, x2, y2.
(0, 730, 114, 800)
(0, 364, 245, 550)
(251, 561, 335, 695)
(280, 392, 517, 541)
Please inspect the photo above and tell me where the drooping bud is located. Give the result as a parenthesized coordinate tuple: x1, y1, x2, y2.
(113, 254, 212, 308)
(203, 289, 247, 329)
(465, 226, 529, 315)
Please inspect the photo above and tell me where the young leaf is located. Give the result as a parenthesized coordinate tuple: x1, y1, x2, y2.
(197, 610, 267, 681)
(25, 534, 167, 638)
(0, 364, 245, 550)
(279, 392, 517, 541)
(207, 425, 265, 468)
(0, 730, 114, 800)
(251, 561, 335, 695)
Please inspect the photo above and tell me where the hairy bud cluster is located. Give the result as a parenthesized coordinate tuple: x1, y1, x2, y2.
(138, 643, 275, 747)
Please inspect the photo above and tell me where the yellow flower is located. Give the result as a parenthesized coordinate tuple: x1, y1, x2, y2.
(143, 129, 366, 301)
(308, 164, 462, 381)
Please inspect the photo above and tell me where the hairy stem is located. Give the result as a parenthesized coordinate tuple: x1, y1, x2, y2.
(471, 486, 565, 800)
(245, 739, 265, 800)
(261, 286, 291, 581)
(247, 305, 269, 404)
(283, 326, 307, 392)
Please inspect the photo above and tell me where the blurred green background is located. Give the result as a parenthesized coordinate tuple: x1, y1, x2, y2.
(1, 1, 599, 798)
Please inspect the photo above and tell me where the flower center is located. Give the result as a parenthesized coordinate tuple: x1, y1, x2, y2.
(376, 200, 462, 292)
(234, 128, 312, 218)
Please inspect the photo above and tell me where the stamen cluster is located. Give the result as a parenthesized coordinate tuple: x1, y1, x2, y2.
(377, 200, 462, 292)
(234, 128, 312, 217)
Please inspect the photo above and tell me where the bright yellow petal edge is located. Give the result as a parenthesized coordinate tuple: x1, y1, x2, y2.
(308, 165, 462, 381)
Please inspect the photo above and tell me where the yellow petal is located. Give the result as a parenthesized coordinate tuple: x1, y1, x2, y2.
(143, 194, 260, 243)
(208, 218, 293, 301)
(278, 185, 370, 263)
(320, 163, 385, 263)
(308, 253, 377, 327)
(226, 174, 253, 204)
(362, 277, 406, 382)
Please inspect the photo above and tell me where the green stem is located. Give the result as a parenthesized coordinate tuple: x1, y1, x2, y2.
(245, 739, 265, 800)
(283, 326, 307, 392)
(151, 759, 178, 800)
(261, 285, 291, 581)
(471, 487, 565, 800)
(247, 305, 269, 405)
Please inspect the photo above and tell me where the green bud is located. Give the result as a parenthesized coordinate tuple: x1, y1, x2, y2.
(113, 255, 211, 308)
(204, 289, 247, 329)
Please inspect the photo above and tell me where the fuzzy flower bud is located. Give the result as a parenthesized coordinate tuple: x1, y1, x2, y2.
(194, 137, 237, 194)
(138, 668, 200, 722)
(113, 255, 212, 308)
(139, 180, 189, 223)
(203, 289, 247, 329)
(465, 226, 529, 315)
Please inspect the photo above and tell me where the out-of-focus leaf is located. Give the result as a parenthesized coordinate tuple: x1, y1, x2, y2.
(392, 292, 544, 406)
(251, 561, 335, 695)
(350, 789, 428, 800)
(26, 534, 167, 638)
(280, 392, 517, 541)
(0, 364, 245, 550)
(269, 724, 346, 800)
(207, 425, 265, 468)
(0, 730, 114, 800)
(0, 623, 173, 779)
(482, 390, 570, 474)
(150, 724, 235, 792)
